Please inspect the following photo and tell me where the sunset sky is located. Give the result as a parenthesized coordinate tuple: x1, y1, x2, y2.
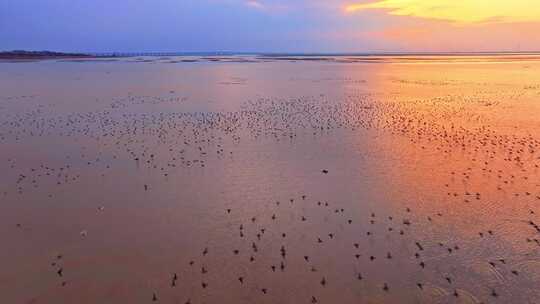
(1, 0, 539, 53)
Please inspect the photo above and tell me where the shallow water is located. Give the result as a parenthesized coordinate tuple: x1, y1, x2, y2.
(1, 56, 539, 304)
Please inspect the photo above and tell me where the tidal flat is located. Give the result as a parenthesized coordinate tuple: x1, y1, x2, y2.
(1, 55, 539, 304)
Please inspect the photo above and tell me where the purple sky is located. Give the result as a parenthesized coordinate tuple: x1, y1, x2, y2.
(1, 0, 538, 53)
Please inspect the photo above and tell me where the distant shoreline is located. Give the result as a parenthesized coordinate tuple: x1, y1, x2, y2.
(0, 50, 98, 60)
(3, 50, 540, 59)
(1, 50, 540, 64)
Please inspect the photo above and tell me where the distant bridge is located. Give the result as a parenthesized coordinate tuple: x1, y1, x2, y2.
(91, 52, 251, 58)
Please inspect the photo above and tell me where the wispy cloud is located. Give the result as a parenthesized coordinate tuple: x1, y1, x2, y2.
(237, 0, 291, 12)
(245, 0, 265, 10)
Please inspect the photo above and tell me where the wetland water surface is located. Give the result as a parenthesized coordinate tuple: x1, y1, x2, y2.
(1, 55, 539, 304)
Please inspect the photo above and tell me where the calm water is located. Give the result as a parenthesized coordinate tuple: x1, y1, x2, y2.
(1, 56, 539, 304)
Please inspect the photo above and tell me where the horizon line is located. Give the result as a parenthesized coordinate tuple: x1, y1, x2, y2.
(3, 49, 540, 55)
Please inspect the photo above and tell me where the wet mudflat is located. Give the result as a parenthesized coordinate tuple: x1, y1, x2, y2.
(0, 55, 539, 304)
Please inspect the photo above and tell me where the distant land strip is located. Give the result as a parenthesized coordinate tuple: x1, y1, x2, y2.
(0, 50, 97, 60)
(2, 50, 540, 63)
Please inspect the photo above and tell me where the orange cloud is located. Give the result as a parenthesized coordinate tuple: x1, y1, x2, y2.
(345, 0, 540, 24)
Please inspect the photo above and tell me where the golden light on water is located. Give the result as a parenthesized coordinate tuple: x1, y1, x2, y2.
(345, 0, 540, 23)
